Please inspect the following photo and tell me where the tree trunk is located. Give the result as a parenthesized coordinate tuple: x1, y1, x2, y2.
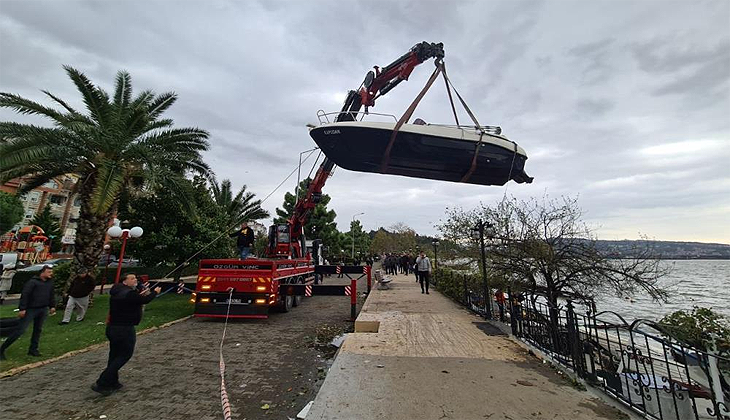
(547, 293, 563, 354)
(66, 174, 115, 306)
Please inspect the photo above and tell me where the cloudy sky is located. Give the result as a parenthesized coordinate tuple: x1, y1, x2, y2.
(1, 0, 728, 243)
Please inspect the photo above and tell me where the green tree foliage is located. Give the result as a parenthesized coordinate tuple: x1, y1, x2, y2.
(659, 307, 730, 353)
(210, 179, 269, 228)
(119, 177, 234, 279)
(274, 178, 340, 249)
(369, 223, 417, 254)
(30, 204, 62, 252)
(0, 191, 24, 234)
(347, 219, 371, 259)
(0, 67, 211, 284)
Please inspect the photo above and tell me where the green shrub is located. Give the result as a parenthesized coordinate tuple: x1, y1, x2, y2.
(434, 268, 482, 302)
(658, 307, 730, 353)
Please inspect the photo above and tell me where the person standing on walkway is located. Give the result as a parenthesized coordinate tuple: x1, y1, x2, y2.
(0, 265, 56, 360)
(59, 267, 96, 325)
(230, 221, 255, 259)
(415, 251, 432, 294)
(495, 289, 507, 322)
(92, 273, 161, 396)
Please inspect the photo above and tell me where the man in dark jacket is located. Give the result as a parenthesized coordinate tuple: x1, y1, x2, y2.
(92, 273, 161, 395)
(230, 221, 255, 259)
(59, 267, 96, 324)
(0, 265, 56, 360)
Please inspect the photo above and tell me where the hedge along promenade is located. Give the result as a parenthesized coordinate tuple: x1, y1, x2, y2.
(0, 293, 193, 374)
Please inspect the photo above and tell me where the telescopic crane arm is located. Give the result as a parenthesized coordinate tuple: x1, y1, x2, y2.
(338, 41, 445, 122)
(272, 42, 445, 258)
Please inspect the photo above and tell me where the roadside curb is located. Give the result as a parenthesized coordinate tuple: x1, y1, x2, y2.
(0, 315, 193, 378)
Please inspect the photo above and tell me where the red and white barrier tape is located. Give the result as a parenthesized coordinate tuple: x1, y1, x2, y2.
(219, 288, 234, 420)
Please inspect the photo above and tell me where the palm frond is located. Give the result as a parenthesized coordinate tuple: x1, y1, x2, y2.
(40, 90, 91, 124)
(147, 92, 177, 119)
(89, 159, 125, 215)
(15, 164, 84, 193)
(63, 65, 111, 128)
(145, 118, 173, 131)
(0, 92, 66, 123)
(137, 127, 210, 148)
(130, 90, 154, 108)
(113, 71, 132, 109)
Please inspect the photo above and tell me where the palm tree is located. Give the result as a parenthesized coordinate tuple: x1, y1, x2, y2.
(0, 66, 211, 280)
(210, 179, 269, 227)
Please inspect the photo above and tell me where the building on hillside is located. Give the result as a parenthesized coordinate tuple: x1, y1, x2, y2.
(2, 175, 81, 252)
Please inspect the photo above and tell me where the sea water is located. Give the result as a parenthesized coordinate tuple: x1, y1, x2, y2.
(593, 260, 730, 322)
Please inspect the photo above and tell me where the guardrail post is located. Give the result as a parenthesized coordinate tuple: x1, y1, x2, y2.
(566, 300, 585, 378)
(350, 278, 357, 321)
(366, 266, 371, 293)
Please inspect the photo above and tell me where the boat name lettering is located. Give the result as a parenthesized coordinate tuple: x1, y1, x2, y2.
(323, 129, 340, 135)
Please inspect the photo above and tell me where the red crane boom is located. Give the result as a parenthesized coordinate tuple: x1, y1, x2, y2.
(267, 42, 445, 259)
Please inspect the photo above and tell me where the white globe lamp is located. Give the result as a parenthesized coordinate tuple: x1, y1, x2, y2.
(107, 226, 123, 238)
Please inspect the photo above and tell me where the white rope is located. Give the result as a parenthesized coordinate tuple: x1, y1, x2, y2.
(219, 288, 235, 420)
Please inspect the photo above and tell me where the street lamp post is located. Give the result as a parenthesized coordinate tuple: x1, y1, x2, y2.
(99, 243, 112, 294)
(107, 225, 143, 284)
(472, 220, 494, 319)
(351, 212, 364, 260)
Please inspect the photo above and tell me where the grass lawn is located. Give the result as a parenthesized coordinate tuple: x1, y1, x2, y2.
(0, 293, 193, 373)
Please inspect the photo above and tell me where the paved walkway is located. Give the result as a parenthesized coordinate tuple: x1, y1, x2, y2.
(306, 272, 631, 420)
(0, 275, 365, 420)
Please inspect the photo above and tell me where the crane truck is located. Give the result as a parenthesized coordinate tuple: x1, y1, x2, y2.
(192, 42, 445, 318)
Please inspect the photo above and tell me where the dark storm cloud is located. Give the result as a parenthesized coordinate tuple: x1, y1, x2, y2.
(1, 0, 728, 243)
(574, 98, 614, 117)
(567, 38, 616, 86)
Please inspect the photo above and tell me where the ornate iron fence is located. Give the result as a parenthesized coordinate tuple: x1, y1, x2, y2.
(434, 269, 729, 420)
(508, 297, 730, 420)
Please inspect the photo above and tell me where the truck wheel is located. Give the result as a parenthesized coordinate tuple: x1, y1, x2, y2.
(293, 277, 303, 307)
(281, 295, 293, 312)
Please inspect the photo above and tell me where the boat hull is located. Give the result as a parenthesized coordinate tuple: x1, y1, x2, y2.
(309, 124, 532, 186)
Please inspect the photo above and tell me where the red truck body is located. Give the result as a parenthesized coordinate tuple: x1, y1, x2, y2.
(192, 257, 314, 318)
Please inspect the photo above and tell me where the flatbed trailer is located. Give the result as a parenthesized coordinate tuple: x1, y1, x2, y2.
(192, 257, 314, 318)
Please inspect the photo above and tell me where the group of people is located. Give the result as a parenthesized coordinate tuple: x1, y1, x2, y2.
(0, 264, 161, 397)
(381, 251, 433, 294)
(0, 265, 98, 360)
(382, 253, 416, 276)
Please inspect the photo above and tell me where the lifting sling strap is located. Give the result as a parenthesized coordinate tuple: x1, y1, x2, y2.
(380, 64, 443, 174)
(379, 61, 518, 184)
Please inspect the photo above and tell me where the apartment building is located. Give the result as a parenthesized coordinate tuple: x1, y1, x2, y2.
(1, 175, 81, 248)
